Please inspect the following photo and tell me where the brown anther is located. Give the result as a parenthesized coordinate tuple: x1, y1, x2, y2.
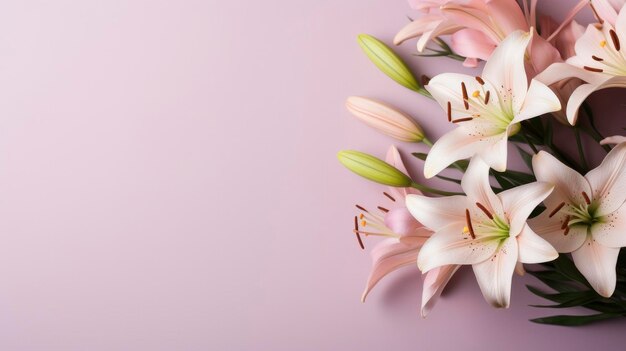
(610, 29, 621, 51)
(447, 101, 452, 122)
(465, 209, 476, 239)
(475, 76, 485, 85)
(484, 90, 490, 105)
(563, 226, 570, 236)
(354, 216, 365, 250)
(452, 117, 473, 123)
(377, 206, 389, 213)
(421, 75, 431, 86)
(592, 55, 604, 61)
(584, 66, 604, 73)
(461, 82, 469, 110)
(549, 202, 566, 218)
(582, 191, 591, 205)
(356, 204, 368, 212)
(589, 3, 604, 24)
(383, 192, 396, 202)
(561, 215, 570, 230)
(475, 202, 493, 219)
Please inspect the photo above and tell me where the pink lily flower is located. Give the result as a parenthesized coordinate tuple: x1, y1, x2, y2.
(407, 157, 557, 308)
(529, 145, 626, 297)
(536, 4, 626, 124)
(423, 30, 560, 177)
(357, 146, 457, 317)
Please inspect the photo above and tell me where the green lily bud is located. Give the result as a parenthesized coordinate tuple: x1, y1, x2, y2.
(357, 34, 424, 94)
(337, 150, 413, 187)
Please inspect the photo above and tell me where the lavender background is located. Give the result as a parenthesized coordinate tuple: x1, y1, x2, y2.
(0, 0, 624, 350)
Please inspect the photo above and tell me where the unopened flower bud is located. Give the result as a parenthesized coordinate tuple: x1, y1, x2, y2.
(337, 150, 414, 187)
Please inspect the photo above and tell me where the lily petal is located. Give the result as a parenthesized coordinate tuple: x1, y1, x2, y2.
(461, 157, 503, 217)
(421, 265, 460, 318)
(405, 194, 467, 230)
(564, 77, 626, 125)
(586, 142, 626, 216)
(529, 211, 588, 253)
(472, 237, 518, 308)
(450, 28, 496, 62)
(513, 79, 561, 123)
(386, 146, 419, 200)
(600, 135, 626, 145)
(361, 238, 424, 302)
(572, 235, 619, 297)
(384, 207, 423, 237)
(517, 224, 559, 263)
(482, 30, 532, 112)
(417, 223, 501, 272)
(532, 150, 591, 210)
(592, 204, 626, 248)
(498, 181, 554, 236)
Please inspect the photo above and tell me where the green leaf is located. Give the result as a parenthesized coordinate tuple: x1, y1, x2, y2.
(552, 255, 591, 287)
(530, 313, 621, 326)
(526, 285, 598, 305)
(516, 145, 534, 171)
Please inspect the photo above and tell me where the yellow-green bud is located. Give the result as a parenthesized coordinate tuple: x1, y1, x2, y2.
(337, 150, 413, 187)
(357, 34, 422, 93)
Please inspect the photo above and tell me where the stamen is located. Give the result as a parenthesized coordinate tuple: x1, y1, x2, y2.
(592, 55, 604, 61)
(356, 204, 368, 212)
(583, 66, 604, 72)
(563, 226, 570, 236)
(561, 215, 570, 230)
(589, 3, 604, 24)
(421, 75, 430, 86)
(383, 192, 396, 202)
(549, 202, 566, 218)
(475, 202, 493, 220)
(447, 101, 452, 122)
(354, 216, 365, 249)
(361, 220, 367, 227)
(600, 40, 607, 48)
(475, 76, 485, 85)
(452, 117, 473, 123)
(610, 29, 621, 51)
(377, 206, 389, 213)
(461, 82, 469, 110)
(465, 209, 476, 239)
(582, 191, 591, 205)
(472, 90, 480, 98)
(484, 90, 490, 105)
(359, 213, 364, 219)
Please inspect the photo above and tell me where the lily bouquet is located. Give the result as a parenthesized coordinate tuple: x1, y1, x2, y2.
(338, 0, 626, 326)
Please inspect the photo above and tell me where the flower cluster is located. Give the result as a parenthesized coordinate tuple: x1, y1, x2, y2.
(339, 0, 626, 326)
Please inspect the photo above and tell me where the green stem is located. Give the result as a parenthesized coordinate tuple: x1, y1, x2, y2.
(520, 129, 539, 154)
(422, 138, 433, 147)
(575, 127, 589, 171)
(581, 102, 611, 153)
(410, 182, 462, 196)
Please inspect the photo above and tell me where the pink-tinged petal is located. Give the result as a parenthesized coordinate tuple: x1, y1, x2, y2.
(417, 223, 501, 272)
(440, 2, 502, 43)
(405, 194, 467, 230)
(477, 133, 508, 173)
(535, 62, 608, 87)
(421, 265, 460, 318)
(572, 235, 619, 297)
(532, 150, 591, 210)
(515, 261, 526, 276)
(463, 57, 479, 67)
(426, 72, 481, 114)
(450, 29, 496, 62)
(517, 224, 558, 263)
(417, 19, 463, 52)
(617, 1, 626, 39)
(384, 207, 423, 236)
(586, 143, 626, 216)
(482, 30, 533, 112)
(528, 34, 562, 77)
(484, 0, 528, 34)
(346, 97, 424, 142)
(498, 181, 554, 236)
(553, 20, 585, 60)
(592, 204, 626, 247)
(601, 135, 626, 145)
(461, 157, 503, 217)
(591, 0, 619, 26)
(472, 237, 518, 308)
(385, 146, 420, 200)
(423, 127, 503, 179)
(529, 211, 588, 253)
(513, 79, 561, 123)
(361, 238, 423, 302)
(394, 15, 442, 45)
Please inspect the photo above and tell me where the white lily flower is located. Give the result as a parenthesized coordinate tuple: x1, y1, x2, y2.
(424, 30, 561, 178)
(536, 4, 626, 124)
(406, 157, 557, 308)
(529, 144, 626, 297)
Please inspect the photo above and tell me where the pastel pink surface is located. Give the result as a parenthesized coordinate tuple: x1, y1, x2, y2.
(0, 0, 624, 350)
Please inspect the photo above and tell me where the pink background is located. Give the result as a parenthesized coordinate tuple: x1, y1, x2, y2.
(0, 0, 624, 349)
